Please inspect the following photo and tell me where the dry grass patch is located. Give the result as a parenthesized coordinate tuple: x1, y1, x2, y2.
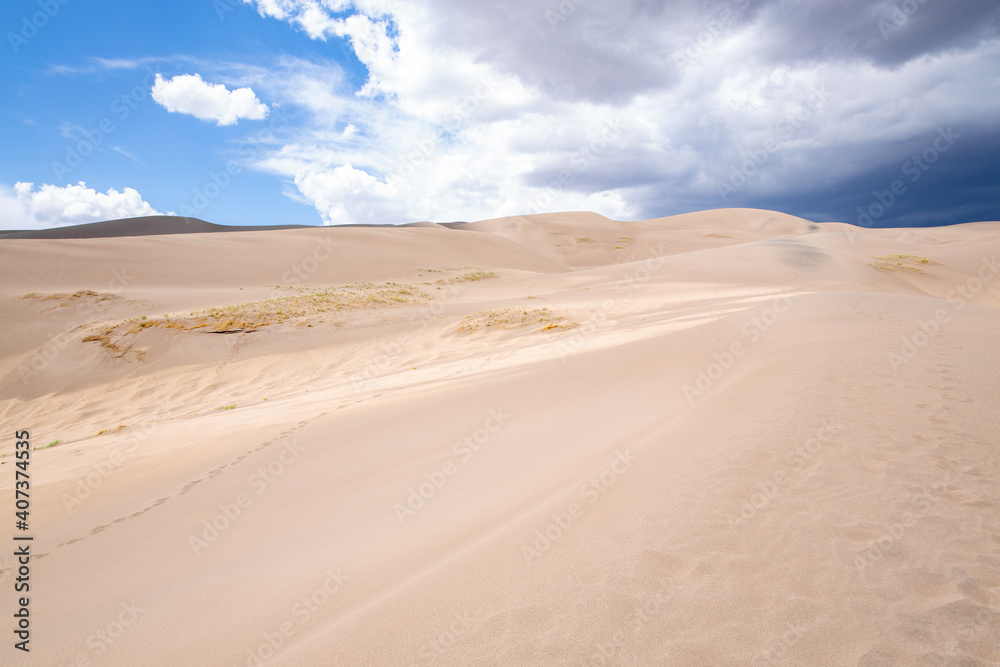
(869, 254, 939, 275)
(457, 307, 576, 334)
(82, 282, 427, 360)
(81, 333, 141, 360)
(21, 289, 119, 307)
(154, 282, 425, 333)
(436, 268, 498, 284)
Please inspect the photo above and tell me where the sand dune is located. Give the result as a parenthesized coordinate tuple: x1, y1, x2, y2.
(0, 215, 316, 240)
(0, 208, 998, 665)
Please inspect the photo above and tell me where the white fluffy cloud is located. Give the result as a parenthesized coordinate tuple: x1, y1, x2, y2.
(0, 181, 166, 230)
(152, 73, 269, 126)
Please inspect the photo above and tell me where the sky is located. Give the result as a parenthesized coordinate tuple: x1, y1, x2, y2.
(1, 0, 998, 230)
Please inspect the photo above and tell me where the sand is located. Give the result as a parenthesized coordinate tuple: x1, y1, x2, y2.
(0, 208, 997, 665)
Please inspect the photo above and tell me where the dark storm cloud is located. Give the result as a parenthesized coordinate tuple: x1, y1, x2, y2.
(695, 123, 1000, 227)
(424, 0, 998, 107)
(422, 0, 703, 103)
(749, 0, 1000, 67)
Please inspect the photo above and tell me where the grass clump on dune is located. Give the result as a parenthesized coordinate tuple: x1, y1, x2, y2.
(457, 307, 576, 334)
(869, 254, 938, 275)
(436, 268, 498, 284)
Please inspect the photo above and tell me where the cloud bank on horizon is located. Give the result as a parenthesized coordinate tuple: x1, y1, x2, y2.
(1, 0, 998, 229)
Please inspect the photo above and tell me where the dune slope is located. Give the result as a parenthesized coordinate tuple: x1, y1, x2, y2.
(0, 208, 998, 666)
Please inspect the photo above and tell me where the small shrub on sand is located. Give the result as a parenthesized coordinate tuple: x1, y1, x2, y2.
(457, 307, 576, 334)
(436, 268, 498, 283)
(869, 254, 938, 275)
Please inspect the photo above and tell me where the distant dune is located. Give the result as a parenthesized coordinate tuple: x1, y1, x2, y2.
(1, 208, 997, 666)
(0, 215, 313, 240)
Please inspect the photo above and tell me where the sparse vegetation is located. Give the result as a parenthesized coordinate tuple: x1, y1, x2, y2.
(20, 289, 119, 307)
(461, 269, 497, 281)
(82, 333, 131, 358)
(869, 254, 938, 274)
(706, 233, 733, 239)
(457, 307, 576, 334)
(435, 268, 498, 283)
(81, 282, 428, 360)
(219, 405, 236, 411)
(96, 425, 126, 436)
(576, 236, 596, 243)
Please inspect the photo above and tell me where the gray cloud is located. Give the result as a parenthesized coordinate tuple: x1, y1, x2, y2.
(414, 0, 1000, 106)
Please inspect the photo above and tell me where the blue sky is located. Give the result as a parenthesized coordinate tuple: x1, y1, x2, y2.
(2, 0, 999, 229)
